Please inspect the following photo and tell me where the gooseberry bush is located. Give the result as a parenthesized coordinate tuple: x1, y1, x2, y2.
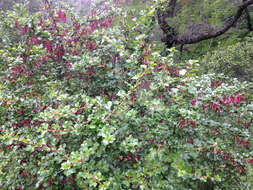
(0, 0, 253, 189)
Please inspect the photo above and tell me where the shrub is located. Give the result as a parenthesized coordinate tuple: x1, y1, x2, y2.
(0, 1, 252, 189)
(201, 36, 253, 82)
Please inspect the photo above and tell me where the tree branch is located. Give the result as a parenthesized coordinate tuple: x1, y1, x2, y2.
(158, 0, 253, 47)
(157, 0, 177, 48)
(243, 0, 252, 31)
(175, 0, 253, 45)
(168, 0, 177, 17)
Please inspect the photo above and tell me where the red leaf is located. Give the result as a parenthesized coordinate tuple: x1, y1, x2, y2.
(190, 121, 195, 128)
(47, 41, 53, 53)
(48, 178, 53, 187)
(179, 119, 184, 128)
(31, 35, 39, 45)
(131, 95, 136, 103)
(22, 171, 27, 177)
(191, 100, 196, 106)
(15, 20, 20, 28)
(134, 153, 139, 162)
(38, 18, 43, 26)
(202, 104, 206, 111)
(57, 10, 66, 22)
(188, 137, 194, 144)
(91, 11, 96, 17)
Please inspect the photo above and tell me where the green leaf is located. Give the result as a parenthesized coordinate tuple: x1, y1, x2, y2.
(61, 162, 71, 170)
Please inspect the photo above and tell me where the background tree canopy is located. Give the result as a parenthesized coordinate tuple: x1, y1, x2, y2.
(0, 0, 252, 189)
(157, 0, 253, 47)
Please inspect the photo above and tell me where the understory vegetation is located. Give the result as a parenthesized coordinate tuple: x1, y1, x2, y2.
(0, 0, 253, 189)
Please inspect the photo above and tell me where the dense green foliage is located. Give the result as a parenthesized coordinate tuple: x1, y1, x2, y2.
(0, 0, 253, 189)
(201, 35, 253, 82)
